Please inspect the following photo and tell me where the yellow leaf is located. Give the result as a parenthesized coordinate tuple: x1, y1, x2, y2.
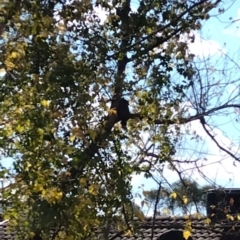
(134, 209, 145, 221)
(146, 28, 153, 34)
(88, 129, 97, 140)
(56, 191, 63, 200)
(79, 178, 87, 186)
(37, 128, 44, 135)
(193, 212, 202, 219)
(185, 219, 192, 228)
(16, 125, 24, 133)
(183, 230, 191, 240)
(41, 100, 50, 108)
(57, 23, 66, 33)
(226, 214, 234, 221)
(237, 215, 240, 221)
(170, 192, 177, 199)
(10, 51, 19, 59)
(69, 135, 76, 142)
(205, 218, 211, 225)
(88, 185, 98, 196)
(4, 60, 15, 70)
(163, 208, 171, 215)
(125, 229, 132, 237)
(41, 188, 63, 204)
(5, 124, 13, 137)
(33, 184, 44, 193)
(26, 162, 32, 170)
(183, 195, 188, 204)
(29, 232, 35, 238)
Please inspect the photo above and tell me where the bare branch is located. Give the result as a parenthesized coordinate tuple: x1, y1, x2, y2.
(200, 116, 240, 161)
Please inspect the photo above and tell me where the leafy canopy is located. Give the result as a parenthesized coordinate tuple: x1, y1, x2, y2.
(0, 0, 222, 239)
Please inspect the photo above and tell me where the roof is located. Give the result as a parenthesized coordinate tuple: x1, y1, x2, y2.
(0, 216, 240, 240)
(107, 216, 240, 240)
(0, 220, 16, 240)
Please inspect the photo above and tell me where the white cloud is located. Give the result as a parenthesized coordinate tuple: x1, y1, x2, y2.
(222, 28, 237, 36)
(178, 120, 240, 185)
(131, 115, 240, 198)
(222, 27, 240, 38)
(188, 33, 224, 57)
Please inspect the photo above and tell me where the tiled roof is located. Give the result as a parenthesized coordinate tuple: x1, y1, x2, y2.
(0, 220, 16, 240)
(1, 216, 240, 239)
(108, 216, 240, 240)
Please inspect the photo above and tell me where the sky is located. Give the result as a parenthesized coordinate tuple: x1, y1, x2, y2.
(2, 0, 240, 211)
(128, 0, 240, 198)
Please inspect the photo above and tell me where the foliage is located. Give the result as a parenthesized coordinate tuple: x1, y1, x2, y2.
(143, 179, 215, 215)
(0, 0, 233, 239)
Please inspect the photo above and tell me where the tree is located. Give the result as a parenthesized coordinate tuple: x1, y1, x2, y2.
(143, 179, 215, 215)
(0, 0, 236, 239)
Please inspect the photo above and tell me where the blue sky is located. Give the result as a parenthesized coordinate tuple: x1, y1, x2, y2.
(130, 0, 240, 204)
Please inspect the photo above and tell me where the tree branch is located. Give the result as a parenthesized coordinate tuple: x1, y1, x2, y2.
(200, 117, 240, 162)
(108, 0, 221, 60)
